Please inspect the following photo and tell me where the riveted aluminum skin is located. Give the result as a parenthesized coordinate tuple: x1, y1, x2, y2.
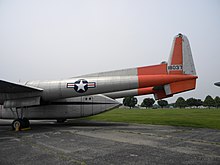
(26, 75, 139, 101)
(81, 67, 137, 77)
(0, 95, 120, 119)
(0, 34, 198, 121)
(104, 89, 138, 99)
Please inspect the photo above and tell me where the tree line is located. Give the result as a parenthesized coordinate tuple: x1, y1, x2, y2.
(123, 95, 220, 109)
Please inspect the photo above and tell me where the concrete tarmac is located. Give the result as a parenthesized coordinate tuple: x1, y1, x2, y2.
(0, 119, 220, 165)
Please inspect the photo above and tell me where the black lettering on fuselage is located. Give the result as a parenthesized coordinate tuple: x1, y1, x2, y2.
(168, 65, 183, 71)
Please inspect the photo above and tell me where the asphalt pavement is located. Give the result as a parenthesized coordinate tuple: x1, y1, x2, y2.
(0, 119, 220, 165)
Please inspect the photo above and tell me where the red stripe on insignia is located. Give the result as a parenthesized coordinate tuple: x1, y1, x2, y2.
(88, 82, 96, 87)
(67, 83, 75, 88)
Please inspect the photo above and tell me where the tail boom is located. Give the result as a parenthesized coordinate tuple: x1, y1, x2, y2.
(105, 33, 198, 100)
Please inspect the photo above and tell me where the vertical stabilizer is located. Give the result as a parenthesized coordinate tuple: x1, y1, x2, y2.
(168, 33, 196, 75)
(159, 34, 198, 99)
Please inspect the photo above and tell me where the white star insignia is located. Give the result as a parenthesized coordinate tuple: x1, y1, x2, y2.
(75, 80, 87, 91)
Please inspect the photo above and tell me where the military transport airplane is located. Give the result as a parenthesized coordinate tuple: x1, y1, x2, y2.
(0, 33, 197, 130)
(214, 82, 220, 87)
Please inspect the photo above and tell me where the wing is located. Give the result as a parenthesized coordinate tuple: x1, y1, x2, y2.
(0, 80, 43, 93)
(0, 80, 43, 108)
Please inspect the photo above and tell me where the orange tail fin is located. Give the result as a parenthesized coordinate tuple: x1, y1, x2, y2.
(168, 33, 196, 76)
(154, 33, 197, 99)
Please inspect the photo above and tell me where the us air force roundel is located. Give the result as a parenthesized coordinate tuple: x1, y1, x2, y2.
(67, 79, 96, 93)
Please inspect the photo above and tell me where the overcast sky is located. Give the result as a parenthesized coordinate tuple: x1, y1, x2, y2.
(0, 0, 220, 103)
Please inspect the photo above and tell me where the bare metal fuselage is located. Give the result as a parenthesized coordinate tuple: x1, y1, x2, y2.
(0, 94, 120, 119)
(0, 34, 198, 124)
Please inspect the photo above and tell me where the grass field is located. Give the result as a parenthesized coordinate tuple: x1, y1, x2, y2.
(86, 108, 220, 129)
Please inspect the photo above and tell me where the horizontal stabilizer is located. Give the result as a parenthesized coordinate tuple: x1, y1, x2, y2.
(154, 79, 196, 100)
(153, 89, 173, 100)
(0, 80, 43, 93)
(164, 79, 196, 95)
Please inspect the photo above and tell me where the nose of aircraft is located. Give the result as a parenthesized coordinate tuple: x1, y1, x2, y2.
(214, 82, 220, 87)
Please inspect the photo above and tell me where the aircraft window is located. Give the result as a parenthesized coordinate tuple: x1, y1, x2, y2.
(85, 98, 87, 100)
(89, 97, 91, 100)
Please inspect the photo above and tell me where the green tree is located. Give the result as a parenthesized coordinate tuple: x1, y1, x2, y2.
(195, 99, 203, 107)
(203, 95, 215, 108)
(186, 98, 203, 108)
(186, 98, 196, 107)
(123, 96, 138, 109)
(157, 100, 168, 108)
(175, 97, 187, 108)
(141, 98, 155, 109)
(214, 96, 220, 108)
